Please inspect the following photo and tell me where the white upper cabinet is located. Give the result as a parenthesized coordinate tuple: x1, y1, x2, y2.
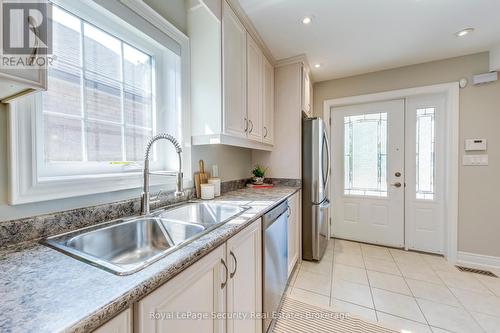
(0, 0, 47, 103)
(223, 1, 247, 139)
(246, 34, 263, 142)
(189, 0, 274, 151)
(262, 56, 274, 145)
(302, 65, 312, 117)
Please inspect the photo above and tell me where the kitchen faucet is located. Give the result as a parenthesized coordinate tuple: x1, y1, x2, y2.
(141, 133, 184, 215)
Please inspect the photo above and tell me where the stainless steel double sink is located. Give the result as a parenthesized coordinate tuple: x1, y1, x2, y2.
(44, 202, 249, 275)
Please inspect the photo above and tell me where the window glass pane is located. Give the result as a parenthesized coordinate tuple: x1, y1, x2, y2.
(85, 72, 122, 123)
(344, 113, 387, 197)
(124, 85, 153, 128)
(52, 6, 81, 66)
(416, 108, 435, 200)
(44, 114, 82, 162)
(86, 121, 123, 161)
(123, 44, 152, 92)
(83, 23, 122, 80)
(41, 4, 157, 170)
(125, 127, 153, 161)
(43, 63, 82, 116)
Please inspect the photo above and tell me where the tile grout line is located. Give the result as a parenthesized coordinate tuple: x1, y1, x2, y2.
(390, 249, 432, 330)
(328, 238, 335, 306)
(361, 244, 379, 322)
(442, 279, 488, 333)
(408, 252, 488, 332)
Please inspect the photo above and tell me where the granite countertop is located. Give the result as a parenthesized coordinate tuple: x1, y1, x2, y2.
(0, 186, 300, 333)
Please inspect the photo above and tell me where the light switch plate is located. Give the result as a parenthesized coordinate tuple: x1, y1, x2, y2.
(463, 155, 488, 166)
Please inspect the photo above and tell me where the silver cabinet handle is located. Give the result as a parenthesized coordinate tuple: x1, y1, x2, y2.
(248, 120, 254, 133)
(264, 126, 268, 138)
(229, 251, 237, 278)
(391, 182, 402, 188)
(244, 118, 248, 132)
(220, 258, 228, 289)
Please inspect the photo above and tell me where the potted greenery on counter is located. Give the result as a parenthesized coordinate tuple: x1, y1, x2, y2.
(251, 165, 267, 185)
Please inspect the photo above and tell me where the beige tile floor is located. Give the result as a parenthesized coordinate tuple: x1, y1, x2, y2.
(286, 238, 500, 333)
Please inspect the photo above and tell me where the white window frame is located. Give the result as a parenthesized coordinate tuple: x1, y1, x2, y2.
(8, 0, 192, 205)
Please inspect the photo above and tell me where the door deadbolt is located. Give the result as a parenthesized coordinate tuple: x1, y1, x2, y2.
(392, 182, 402, 188)
(395, 172, 401, 177)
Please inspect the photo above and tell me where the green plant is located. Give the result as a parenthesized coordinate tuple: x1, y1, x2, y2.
(251, 165, 267, 178)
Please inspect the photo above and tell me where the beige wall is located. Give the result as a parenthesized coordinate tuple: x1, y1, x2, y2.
(314, 52, 500, 257)
(0, 0, 251, 222)
(143, 0, 187, 34)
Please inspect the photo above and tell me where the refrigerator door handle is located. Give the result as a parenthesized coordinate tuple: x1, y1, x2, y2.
(323, 131, 331, 190)
(320, 198, 331, 208)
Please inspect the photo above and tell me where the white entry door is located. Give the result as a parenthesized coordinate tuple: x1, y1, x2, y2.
(331, 95, 446, 253)
(331, 100, 405, 248)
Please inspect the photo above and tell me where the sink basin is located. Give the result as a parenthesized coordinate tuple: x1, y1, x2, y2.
(162, 220, 206, 245)
(154, 202, 246, 226)
(44, 202, 249, 275)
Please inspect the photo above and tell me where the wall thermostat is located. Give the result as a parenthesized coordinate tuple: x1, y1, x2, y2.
(465, 138, 487, 151)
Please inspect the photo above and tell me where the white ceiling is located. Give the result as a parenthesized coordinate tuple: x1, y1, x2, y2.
(238, 0, 500, 82)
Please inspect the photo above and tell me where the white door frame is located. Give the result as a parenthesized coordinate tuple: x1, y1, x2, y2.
(323, 82, 459, 263)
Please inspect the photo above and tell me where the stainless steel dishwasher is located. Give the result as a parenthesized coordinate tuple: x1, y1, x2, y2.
(262, 200, 288, 333)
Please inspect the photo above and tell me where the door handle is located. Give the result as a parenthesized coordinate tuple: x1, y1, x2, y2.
(229, 251, 237, 278)
(391, 182, 402, 188)
(220, 258, 228, 289)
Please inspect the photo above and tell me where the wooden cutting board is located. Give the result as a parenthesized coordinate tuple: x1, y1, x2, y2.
(199, 160, 208, 184)
(194, 159, 209, 198)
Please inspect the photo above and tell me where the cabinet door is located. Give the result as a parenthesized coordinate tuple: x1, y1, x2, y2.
(246, 34, 263, 142)
(287, 192, 301, 276)
(0, 3, 47, 102)
(93, 308, 132, 333)
(226, 219, 262, 333)
(137, 246, 226, 333)
(302, 66, 311, 116)
(222, 1, 247, 138)
(262, 57, 274, 145)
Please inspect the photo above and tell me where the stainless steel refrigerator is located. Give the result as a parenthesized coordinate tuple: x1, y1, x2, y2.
(302, 117, 331, 261)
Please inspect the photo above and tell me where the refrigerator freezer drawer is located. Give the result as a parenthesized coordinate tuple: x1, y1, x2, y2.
(302, 198, 330, 261)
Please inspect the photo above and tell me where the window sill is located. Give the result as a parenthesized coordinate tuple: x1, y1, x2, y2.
(10, 169, 192, 205)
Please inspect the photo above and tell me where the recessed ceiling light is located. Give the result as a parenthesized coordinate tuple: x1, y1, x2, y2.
(301, 16, 312, 25)
(314, 64, 321, 68)
(455, 28, 474, 37)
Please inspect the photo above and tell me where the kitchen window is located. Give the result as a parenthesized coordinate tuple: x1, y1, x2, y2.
(8, 0, 191, 204)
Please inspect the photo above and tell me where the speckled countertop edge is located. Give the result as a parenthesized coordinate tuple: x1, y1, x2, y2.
(0, 186, 300, 333)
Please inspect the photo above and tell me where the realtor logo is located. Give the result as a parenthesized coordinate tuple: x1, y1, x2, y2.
(2, 1, 52, 55)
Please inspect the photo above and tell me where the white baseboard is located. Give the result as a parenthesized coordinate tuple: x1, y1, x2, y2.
(457, 251, 500, 270)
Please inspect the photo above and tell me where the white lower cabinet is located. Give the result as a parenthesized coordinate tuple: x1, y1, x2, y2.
(93, 308, 132, 333)
(226, 220, 262, 333)
(287, 191, 301, 277)
(136, 219, 262, 333)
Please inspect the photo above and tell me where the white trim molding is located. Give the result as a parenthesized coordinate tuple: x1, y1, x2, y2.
(324, 82, 460, 263)
(458, 251, 500, 270)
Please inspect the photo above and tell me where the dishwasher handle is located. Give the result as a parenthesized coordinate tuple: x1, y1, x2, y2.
(262, 201, 288, 230)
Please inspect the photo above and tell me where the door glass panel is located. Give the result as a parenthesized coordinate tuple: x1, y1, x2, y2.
(344, 113, 387, 197)
(416, 108, 435, 200)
